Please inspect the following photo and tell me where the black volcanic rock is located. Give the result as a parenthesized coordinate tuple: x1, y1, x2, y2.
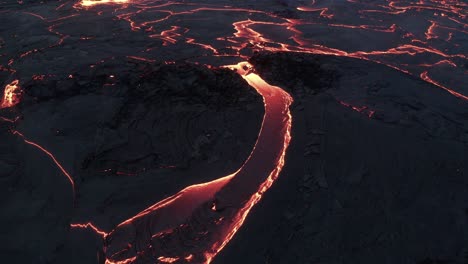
(272, 9, 300, 19)
(250, 52, 468, 143)
(250, 52, 339, 95)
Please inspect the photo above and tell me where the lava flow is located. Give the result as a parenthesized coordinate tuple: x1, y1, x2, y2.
(102, 62, 292, 264)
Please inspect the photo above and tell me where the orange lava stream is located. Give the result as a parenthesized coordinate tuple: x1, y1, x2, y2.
(204, 62, 293, 263)
(102, 62, 292, 264)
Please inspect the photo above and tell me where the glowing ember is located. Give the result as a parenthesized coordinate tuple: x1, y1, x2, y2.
(157, 256, 180, 263)
(1, 80, 22, 109)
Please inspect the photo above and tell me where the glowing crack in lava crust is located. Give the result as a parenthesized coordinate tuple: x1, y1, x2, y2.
(103, 62, 292, 264)
(67, 0, 467, 101)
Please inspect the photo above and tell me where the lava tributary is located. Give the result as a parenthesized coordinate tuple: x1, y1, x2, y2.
(102, 62, 292, 264)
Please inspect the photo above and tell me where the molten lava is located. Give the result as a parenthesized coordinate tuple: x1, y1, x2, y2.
(102, 62, 292, 264)
(0, 80, 22, 109)
(79, 0, 130, 7)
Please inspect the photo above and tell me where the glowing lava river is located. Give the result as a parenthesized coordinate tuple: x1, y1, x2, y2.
(102, 62, 292, 264)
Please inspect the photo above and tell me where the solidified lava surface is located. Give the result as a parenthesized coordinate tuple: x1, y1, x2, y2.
(0, 0, 467, 263)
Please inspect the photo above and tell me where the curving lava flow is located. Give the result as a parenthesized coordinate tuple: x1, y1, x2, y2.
(102, 62, 292, 263)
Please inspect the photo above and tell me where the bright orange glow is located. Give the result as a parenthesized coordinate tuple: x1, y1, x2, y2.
(296, 6, 334, 18)
(105, 257, 137, 264)
(115, 173, 235, 229)
(79, 0, 129, 7)
(1, 80, 22, 109)
(158, 256, 180, 263)
(204, 62, 293, 263)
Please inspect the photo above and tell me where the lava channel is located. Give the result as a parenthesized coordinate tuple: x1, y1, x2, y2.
(103, 62, 293, 264)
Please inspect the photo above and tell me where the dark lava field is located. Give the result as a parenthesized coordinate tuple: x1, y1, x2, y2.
(0, 0, 467, 263)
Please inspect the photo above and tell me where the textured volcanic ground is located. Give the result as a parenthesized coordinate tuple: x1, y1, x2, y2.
(0, 59, 264, 263)
(0, 0, 467, 263)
